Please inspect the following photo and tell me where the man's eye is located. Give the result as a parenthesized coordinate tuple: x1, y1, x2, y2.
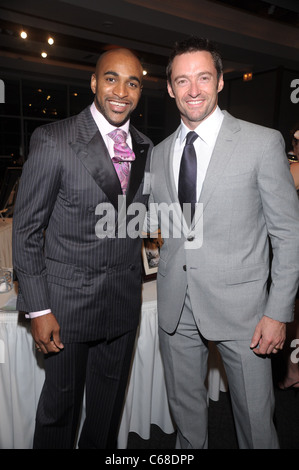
(128, 82, 138, 88)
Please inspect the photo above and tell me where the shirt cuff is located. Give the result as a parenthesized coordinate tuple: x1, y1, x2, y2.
(25, 309, 51, 319)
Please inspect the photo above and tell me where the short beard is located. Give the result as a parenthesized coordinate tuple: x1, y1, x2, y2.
(94, 96, 131, 127)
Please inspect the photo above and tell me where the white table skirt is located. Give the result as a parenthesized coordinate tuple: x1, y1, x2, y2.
(0, 311, 44, 449)
(0, 282, 227, 449)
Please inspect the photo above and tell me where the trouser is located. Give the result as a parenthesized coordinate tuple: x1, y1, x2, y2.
(159, 292, 279, 449)
(33, 329, 136, 449)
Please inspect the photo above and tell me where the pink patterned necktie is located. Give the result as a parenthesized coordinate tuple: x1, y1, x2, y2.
(108, 129, 135, 194)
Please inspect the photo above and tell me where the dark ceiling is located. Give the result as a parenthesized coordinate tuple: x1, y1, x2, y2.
(0, 0, 298, 88)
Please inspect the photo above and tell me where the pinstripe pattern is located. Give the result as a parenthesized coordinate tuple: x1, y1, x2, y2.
(33, 331, 136, 449)
(12, 105, 153, 448)
(13, 106, 153, 342)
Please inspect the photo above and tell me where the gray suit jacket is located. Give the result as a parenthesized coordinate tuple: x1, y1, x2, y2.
(13, 106, 153, 342)
(149, 110, 299, 340)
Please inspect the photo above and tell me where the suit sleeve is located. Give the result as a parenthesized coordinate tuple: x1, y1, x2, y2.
(12, 126, 61, 312)
(258, 130, 299, 322)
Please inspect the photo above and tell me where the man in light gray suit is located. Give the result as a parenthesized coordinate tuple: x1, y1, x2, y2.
(12, 48, 152, 448)
(148, 37, 299, 448)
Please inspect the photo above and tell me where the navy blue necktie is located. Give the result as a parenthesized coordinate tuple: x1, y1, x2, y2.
(178, 131, 198, 222)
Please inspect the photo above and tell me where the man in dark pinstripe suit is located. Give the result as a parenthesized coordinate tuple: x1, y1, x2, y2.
(12, 48, 153, 448)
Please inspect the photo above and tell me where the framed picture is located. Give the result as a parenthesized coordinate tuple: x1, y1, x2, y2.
(142, 231, 163, 282)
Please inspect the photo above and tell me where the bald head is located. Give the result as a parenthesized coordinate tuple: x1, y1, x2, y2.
(95, 48, 143, 77)
(90, 47, 144, 127)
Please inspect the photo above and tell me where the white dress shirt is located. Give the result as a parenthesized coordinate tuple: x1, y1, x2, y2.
(173, 106, 224, 200)
(28, 103, 133, 319)
(90, 101, 133, 157)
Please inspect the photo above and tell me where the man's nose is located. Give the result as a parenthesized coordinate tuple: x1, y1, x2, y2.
(113, 81, 127, 97)
(189, 81, 201, 97)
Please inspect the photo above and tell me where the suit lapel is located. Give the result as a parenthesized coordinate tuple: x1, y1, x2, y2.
(164, 113, 241, 229)
(199, 111, 241, 211)
(126, 125, 150, 206)
(164, 128, 181, 204)
(70, 108, 149, 210)
(70, 107, 121, 209)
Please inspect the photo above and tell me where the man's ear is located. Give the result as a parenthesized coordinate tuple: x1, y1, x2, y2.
(167, 81, 175, 99)
(90, 73, 96, 94)
(217, 74, 224, 93)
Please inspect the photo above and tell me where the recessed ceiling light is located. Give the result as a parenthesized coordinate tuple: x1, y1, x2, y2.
(48, 37, 54, 45)
(243, 72, 253, 81)
(20, 31, 27, 39)
(41, 52, 47, 58)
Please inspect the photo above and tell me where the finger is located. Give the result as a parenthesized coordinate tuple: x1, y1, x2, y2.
(38, 336, 61, 354)
(250, 326, 262, 351)
(45, 339, 62, 353)
(272, 347, 280, 354)
(272, 342, 284, 354)
(51, 332, 64, 351)
(253, 338, 271, 355)
(250, 336, 260, 350)
(251, 344, 262, 355)
(35, 342, 48, 354)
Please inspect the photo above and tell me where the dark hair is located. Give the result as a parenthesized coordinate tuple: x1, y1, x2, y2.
(166, 36, 223, 84)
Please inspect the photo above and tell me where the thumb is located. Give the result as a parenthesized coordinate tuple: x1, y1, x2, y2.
(250, 325, 261, 349)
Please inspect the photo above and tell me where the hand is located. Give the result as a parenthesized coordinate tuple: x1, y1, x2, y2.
(250, 315, 286, 355)
(31, 312, 64, 354)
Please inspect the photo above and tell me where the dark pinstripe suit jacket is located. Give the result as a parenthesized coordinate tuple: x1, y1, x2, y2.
(12, 106, 153, 342)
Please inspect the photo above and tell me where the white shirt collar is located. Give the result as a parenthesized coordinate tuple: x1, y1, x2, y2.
(90, 101, 130, 137)
(180, 106, 224, 146)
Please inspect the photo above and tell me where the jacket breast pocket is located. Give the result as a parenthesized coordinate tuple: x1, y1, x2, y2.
(221, 171, 255, 188)
(45, 258, 84, 288)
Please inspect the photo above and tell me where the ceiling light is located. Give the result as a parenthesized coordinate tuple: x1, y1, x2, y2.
(41, 52, 47, 58)
(48, 37, 54, 45)
(143, 70, 148, 76)
(243, 72, 253, 82)
(20, 31, 27, 39)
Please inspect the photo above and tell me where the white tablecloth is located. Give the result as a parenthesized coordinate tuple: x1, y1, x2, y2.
(0, 281, 227, 449)
(0, 311, 44, 449)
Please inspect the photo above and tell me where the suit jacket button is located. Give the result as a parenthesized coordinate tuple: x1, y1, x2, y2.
(183, 265, 186, 271)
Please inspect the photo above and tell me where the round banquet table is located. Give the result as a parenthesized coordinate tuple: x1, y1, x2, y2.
(0, 279, 227, 449)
